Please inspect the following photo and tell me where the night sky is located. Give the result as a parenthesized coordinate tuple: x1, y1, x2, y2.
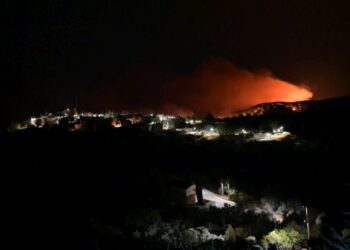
(2, 1, 350, 121)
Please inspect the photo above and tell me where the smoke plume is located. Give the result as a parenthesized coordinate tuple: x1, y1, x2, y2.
(159, 59, 313, 116)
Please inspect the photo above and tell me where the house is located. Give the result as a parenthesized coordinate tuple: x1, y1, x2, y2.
(185, 184, 235, 209)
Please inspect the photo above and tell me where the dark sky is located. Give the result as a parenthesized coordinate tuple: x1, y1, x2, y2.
(2, 0, 350, 121)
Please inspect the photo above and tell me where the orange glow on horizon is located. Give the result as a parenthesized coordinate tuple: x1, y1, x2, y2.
(162, 59, 313, 117)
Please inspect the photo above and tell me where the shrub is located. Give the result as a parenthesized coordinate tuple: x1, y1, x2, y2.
(261, 227, 306, 250)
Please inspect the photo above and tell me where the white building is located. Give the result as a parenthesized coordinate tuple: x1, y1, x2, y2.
(185, 184, 235, 208)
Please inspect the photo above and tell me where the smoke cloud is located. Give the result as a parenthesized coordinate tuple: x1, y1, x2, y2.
(158, 59, 313, 116)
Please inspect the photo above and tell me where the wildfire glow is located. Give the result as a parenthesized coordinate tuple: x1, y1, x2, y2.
(163, 59, 313, 117)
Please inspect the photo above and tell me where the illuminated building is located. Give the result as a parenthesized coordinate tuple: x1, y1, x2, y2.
(162, 119, 175, 130)
(185, 184, 235, 208)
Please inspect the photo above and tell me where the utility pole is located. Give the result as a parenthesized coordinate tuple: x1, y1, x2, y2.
(220, 180, 224, 196)
(195, 181, 203, 205)
(305, 205, 311, 240)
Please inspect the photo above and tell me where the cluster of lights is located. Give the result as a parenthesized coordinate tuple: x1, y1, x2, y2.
(156, 114, 176, 122)
(272, 126, 284, 133)
(185, 119, 203, 125)
(286, 103, 302, 112)
(14, 108, 294, 144)
(232, 125, 290, 142)
(234, 128, 249, 136)
(236, 102, 304, 117)
(176, 126, 219, 140)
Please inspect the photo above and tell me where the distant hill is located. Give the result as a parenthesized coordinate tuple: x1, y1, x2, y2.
(234, 96, 350, 117)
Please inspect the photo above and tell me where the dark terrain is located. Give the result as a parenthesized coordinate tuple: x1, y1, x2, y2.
(3, 97, 350, 249)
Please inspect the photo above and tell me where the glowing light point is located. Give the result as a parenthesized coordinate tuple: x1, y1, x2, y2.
(30, 117, 36, 126)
